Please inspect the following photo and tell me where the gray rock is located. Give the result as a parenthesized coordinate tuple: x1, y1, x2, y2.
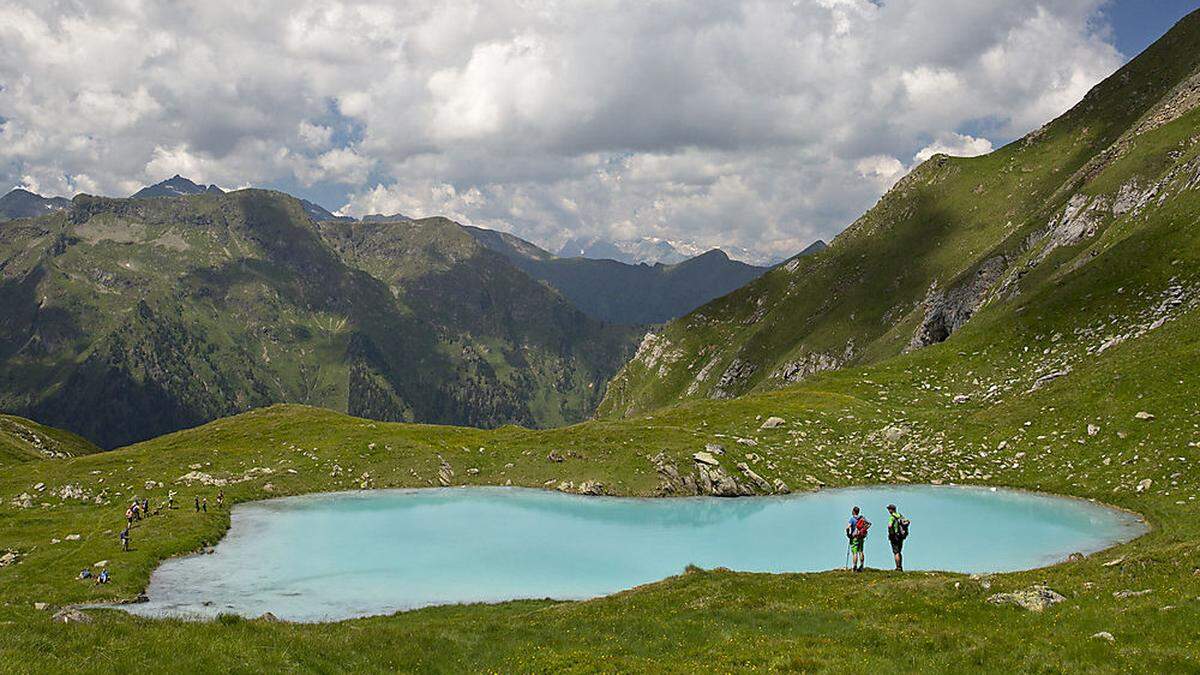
(1091, 631, 1115, 643)
(760, 417, 786, 430)
(986, 585, 1066, 612)
(52, 608, 92, 624)
(437, 457, 454, 487)
(1113, 589, 1153, 599)
(735, 463, 772, 493)
(692, 451, 721, 467)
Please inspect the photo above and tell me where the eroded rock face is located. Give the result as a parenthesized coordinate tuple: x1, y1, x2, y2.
(910, 256, 1007, 350)
(710, 359, 757, 400)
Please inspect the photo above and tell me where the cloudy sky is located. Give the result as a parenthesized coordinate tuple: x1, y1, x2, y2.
(1, 1, 1196, 262)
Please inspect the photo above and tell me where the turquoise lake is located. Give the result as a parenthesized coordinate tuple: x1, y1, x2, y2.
(124, 486, 1145, 622)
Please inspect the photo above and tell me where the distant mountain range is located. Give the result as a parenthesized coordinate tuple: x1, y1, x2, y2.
(557, 235, 803, 267)
(464, 226, 798, 325)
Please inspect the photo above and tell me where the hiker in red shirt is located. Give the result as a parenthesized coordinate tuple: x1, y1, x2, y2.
(846, 506, 871, 572)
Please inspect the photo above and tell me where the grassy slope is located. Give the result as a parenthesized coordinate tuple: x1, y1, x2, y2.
(0, 414, 101, 467)
(598, 11, 1200, 418)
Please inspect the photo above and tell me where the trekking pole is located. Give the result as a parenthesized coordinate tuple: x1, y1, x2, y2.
(845, 541, 851, 570)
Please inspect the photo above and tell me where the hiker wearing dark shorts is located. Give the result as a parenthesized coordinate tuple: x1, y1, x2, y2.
(846, 506, 870, 572)
(120, 527, 130, 552)
(887, 504, 911, 571)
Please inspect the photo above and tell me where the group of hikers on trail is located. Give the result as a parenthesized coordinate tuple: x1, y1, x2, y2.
(845, 504, 911, 571)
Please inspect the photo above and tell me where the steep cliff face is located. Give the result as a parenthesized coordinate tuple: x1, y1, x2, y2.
(599, 11, 1200, 418)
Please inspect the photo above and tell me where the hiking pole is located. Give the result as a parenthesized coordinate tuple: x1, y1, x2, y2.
(845, 541, 851, 570)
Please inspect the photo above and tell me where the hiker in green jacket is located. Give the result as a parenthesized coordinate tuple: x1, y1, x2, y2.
(886, 504, 911, 571)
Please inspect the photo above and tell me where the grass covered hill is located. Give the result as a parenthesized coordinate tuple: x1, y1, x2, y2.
(0, 190, 636, 448)
(599, 8, 1200, 418)
(0, 413, 100, 468)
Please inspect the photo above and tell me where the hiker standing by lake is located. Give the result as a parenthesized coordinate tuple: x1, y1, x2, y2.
(846, 506, 870, 572)
(886, 504, 911, 571)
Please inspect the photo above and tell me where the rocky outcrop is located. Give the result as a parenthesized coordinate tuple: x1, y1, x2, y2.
(909, 256, 1007, 349)
(986, 585, 1065, 612)
(437, 457, 454, 487)
(710, 358, 756, 400)
(52, 608, 93, 624)
(651, 451, 786, 497)
(774, 340, 856, 385)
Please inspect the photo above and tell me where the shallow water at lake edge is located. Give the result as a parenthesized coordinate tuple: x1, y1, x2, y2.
(121, 485, 1146, 622)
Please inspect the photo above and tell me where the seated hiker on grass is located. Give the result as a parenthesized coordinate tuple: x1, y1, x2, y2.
(886, 504, 911, 571)
(78, 569, 91, 581)
(846, 506, 871, 572)
(96, 568, 109, 584)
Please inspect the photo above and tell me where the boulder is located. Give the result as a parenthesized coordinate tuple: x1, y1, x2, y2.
(52, 608, 92, 624)
(33, 602, 48, 611)
(0, 551, 18, 567)
(547, 451, 565, 463)
(986, 585, 1065, 612)
(704, 443, 726, 456)
(953, 394, 971, 404)
(1091, 631, 1115, 643)
(772, 478, 791, 494)
(1087, 424, 1100, 437)
(760, 417, 786, 430)
(692, 451, 721, 467)
(1134, 411, 1155, 421)
(1136, 478, 1153, 493)
(577, 480, 607, 496)
(1112, 589, 1153, 599)
(258, 612, 282, 622)
(735, 463, 772, 493)
(1066, 552, 1085, 563)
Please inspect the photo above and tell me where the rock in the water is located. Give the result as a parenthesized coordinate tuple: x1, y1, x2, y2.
(760, 417, 786, 430)
(52, 608, 92, 624)
(986, 585, 1065, 612)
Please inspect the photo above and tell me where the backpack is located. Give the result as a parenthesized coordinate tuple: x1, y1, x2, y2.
(854, 517, 871, 538)
(891, 517, 910, 541)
